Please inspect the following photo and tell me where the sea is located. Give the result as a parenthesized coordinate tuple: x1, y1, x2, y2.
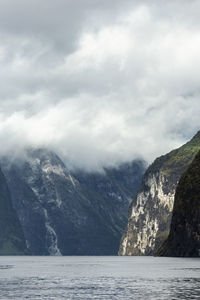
(0, 256, 199, 299)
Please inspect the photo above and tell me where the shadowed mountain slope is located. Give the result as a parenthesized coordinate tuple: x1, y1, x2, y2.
(0, 167, 28, 255)
(158, 151, 200, 257)
(1, 149, 145, 255)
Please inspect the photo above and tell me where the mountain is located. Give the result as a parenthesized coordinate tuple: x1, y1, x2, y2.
(158, 151, 200, 257)
(119, 131, 200, 256)
(0, 167, 28, 255)
(1, 149, 145, 255)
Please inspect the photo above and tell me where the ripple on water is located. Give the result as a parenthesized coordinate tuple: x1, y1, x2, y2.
(0, 265, 13, 270)
(0, 257, 199, 300)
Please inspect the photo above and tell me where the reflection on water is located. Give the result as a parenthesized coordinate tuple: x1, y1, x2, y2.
(0, 256, 199, 299)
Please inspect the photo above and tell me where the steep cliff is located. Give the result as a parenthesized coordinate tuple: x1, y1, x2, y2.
(158, 151, 200, 257)
(119, 131, 200, 256)
(0, 167, 28, 255)
(1, 149, 145, 255)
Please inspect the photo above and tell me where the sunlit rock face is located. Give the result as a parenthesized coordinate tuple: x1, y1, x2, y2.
(119, 131, 200, 256)
(1, 148, 145, 255)
(158, 151, 200, 257)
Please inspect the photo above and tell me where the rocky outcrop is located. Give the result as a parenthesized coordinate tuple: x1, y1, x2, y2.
(1, 148, 145, 255)
(0, 167, 28, 255)
(158, 151, 200, 257)
(119, 131, 200, 256)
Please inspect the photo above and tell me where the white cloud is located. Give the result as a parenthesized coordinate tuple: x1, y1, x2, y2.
(0, 0, 200, 170)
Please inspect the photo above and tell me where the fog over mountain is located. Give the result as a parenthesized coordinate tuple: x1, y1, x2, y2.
(0, 0, 200, 170)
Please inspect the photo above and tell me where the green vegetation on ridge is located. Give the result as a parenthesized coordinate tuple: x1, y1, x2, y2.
(148, 131, 200, 177)
(158, 150, 200, 256)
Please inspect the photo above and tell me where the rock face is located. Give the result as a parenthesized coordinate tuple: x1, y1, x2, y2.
(0, 167, 28, 255)
(158, 151, 200, 257)
(119, 131, 200, 256)
(1, 149, 145, 255)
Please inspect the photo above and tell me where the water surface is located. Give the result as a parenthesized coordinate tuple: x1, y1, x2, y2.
(0, 256, 199, 299)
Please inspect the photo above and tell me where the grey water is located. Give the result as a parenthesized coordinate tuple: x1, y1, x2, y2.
(0, 256, 199, 299)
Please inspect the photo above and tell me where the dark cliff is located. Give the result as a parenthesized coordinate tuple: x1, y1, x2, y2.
(0, 167, 28, 255)
(158, 151, 200, 257)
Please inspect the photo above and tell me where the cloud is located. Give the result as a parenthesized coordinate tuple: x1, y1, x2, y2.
(0, 0, 200, 170)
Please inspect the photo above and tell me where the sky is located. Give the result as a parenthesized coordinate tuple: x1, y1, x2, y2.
(0, 0, 200, 171)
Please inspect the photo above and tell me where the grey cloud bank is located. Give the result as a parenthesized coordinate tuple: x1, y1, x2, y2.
(0, 0, 200, 170)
